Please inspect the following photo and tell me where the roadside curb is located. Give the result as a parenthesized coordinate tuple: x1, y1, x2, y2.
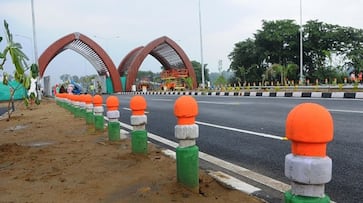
(119, 91, 363, 99)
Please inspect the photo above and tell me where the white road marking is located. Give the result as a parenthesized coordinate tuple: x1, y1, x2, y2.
(122, 107, 149, 114)
(208, 171, 261, 194)
(328, 109, 363, 114)
(161, 149, 261, 194)
(151, 98, 173, 102)
(197, 101, 245, 105)
(196, 121, 286, 141)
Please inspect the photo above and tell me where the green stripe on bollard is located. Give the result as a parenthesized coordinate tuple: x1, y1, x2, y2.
(80, 108, 86, 118)
(176, 145, 199, 190)
(94, 115, 104, 131)
(74, 107, 80, 118)
(108, 121, 120, 141)
(71, 104, 75, 115)
(285, 190, 330, 203)
(85, 112, 94, 125)
(131, 130, 148, 154)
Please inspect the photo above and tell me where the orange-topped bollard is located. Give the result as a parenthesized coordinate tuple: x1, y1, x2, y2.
(130, 96, 148, 154)
(55, 93, 64, 107)
(67, 94, 73, 112)
(106, 96, 120, 141)
(93, 95, 104, 132)
(55, 93, 60, 106)
(174, 96, 199, 192)
(60, 93, 68, 111)
(286, 103, 333, 157)
(79, 94, 87, 118)
(174, 95, 198, 125)
(69, 94, 79, 116)
(75, 94, 83, 118)
(284, 103, 333, 203)
(84, 94, 94, 125)
(130, 95, 147, 116)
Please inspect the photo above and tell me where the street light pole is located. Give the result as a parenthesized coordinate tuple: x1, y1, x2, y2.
(299, 0, 304, 84)
(31, 0, 38, 64)
(31, 0, 41, 100)
(198, 0, 205, 89)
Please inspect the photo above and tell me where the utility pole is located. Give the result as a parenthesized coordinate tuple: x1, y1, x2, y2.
(31, 0, 41, 99)
(198, 0, 205, 89)
(299, 0, 304, 84)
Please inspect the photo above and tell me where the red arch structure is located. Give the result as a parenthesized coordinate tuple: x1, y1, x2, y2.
(118, 36, 197, 91)
(39, 32, 122, 92)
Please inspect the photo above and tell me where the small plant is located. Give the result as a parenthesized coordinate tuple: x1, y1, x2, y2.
(338, 83, 343, 90)
(353, 80, 359, 92)
(0, 20, 39, 120)
(274, 86, 281, 92)
(182, 77, 193, 90)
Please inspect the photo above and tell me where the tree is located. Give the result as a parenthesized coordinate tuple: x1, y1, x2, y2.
(228, 38, 266, 83)
(182, 77, 193, 89)
(71, 75, 79, 83)
(229, 19, 363, 84)
(214, 74, 227, 86)
(255, 20, 300, 66)
(0, 20, 39, 120)
(263, 63, 298, 85)
(60, 74, 71, 82)
(79, 74, 97, 92)
(137, 70, 155, 80)
(191, 60, 209, 86)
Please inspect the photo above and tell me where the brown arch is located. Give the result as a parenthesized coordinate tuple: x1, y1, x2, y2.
(38, 32, 122, 92)
(124, 36, 197, 91)
(118, 46, 144, 76)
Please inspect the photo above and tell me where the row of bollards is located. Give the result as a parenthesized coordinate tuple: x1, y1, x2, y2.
(55, 93, 334, 202)
(54, 93, 149, 153)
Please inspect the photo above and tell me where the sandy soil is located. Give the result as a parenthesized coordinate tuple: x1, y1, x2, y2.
(0, 98, 263, 203)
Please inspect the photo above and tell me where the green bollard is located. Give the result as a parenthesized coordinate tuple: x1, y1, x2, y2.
(94, 115, 104, 131)
(285, 191, 330, 203)
(130, 96, 148, 153)
(85, 111, 94, 125)
(284, 103, 334, 203)
(174, 96, 199, 192)
(176, 145, 199, 190)
(108, 121, 120, 141)
(106, 96, 120, 141)
(84, 94, 94, 125)
(93, 95, 104, 132)
(131, 130, 147, 154)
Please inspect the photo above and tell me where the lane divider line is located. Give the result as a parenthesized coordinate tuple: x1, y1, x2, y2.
(121, 107, 286, 140)
(328, 109, 363, 114)
(196, 121, 287, 141)
(123, 107, 149, 114)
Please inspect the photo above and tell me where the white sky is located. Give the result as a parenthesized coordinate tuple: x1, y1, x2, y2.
(1, 0, 363, 85)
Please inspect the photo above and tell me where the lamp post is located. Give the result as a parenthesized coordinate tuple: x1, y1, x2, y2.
(31, 0, 38, 65)
(198, 0, 205, 89)
(299, 0, 304, 84)
(31, 0, 41, 100)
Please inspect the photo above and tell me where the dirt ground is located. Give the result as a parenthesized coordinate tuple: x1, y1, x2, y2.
(0, 98, 263, 203)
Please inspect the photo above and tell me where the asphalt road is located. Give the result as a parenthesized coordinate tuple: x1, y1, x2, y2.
(113, 94, 362, 203)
